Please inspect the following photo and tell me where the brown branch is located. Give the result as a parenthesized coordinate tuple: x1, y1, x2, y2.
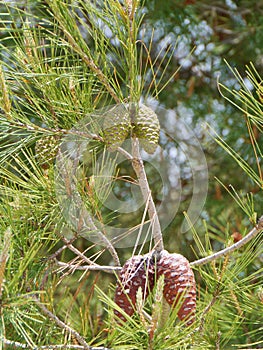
(198, 292, 219, 333)
(48, 235, 78, 261)
(116, 146, 133, 160)
(2, 338, 110, 350)
(191, 215, 263, 267)
(8, 120, 103, 144)
(32, 297, 91, 349)
(55, 215, 262, 275)
(56, 151, 120, 267)
(45, 0, 120, 104)
(216, 331, 221, 350)
(61, 238, 99, 266)
(0, 227, 12, 300)
(131, 137, 164, 251)
(56, 261, 122, 274)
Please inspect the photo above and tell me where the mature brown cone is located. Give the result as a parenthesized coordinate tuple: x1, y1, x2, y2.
(114, 254, 154, 322)
(114, 250, 196, 325)
(157, 250, 196, 325)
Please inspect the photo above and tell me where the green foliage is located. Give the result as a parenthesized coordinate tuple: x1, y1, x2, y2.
(0, 0, 262, 349)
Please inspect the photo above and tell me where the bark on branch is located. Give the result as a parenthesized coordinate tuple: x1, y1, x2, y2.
(131, 137, 164, 251)
(191, 215, 263, 267)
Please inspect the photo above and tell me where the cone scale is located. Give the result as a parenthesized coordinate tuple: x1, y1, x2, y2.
(114, 254, 155, 322)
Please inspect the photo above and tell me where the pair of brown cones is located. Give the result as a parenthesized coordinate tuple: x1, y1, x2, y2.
(114, 250, 196, 325)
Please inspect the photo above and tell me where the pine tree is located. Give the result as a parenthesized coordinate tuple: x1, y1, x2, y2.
(0, 1, 262, 349)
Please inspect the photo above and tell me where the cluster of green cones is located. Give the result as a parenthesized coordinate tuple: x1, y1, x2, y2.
(103, 103, 160, 154)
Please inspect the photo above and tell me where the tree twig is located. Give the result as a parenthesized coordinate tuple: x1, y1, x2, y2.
(0, 227, 12, 300)
(56, 261, 122, 274)
(116, 146, 133, 160)
(32, 297, 92, 350)
(48, 235, 78, 261)
(56, 150, 120, 267)
(56, 25, 120, 104)
(131, 137, 164, 252)
(191, 215, 263, 267)
(60, 237, 100, 266)
(198, 281, 222, 334)
(1, 338, 110, 350)
(216, 331, 221, 350)
(55, 215, 262, 274)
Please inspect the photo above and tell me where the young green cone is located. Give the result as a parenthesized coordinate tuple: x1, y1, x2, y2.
(103, 105, 131, 151)
(35, 135, 61, 169)
(133, 104, 160, 154)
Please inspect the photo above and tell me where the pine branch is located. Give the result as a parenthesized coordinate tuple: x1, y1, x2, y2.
(2, 338, 110, 350)
(60, 238, 101, 266)
(57, 238, 121, 273)
(0, 227, 12, 300)
(116, 146, 133, 161)
(131, 137, 164, 252)
(55, 215, 262, 273)
(216, 332, 221, 350)
(60, 33, 120, 104)
(56, 150, 120, 267)
(32, 297, 93, 350)
(191, 215, 263, 267)
(56, 260, 121, 274)
(48, 236, 78, 260)
(0, 64, 11, 119)
(46, 0, 120, 104)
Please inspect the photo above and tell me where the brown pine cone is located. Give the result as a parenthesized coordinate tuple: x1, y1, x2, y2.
(157, 250, 196, 325)
(114, 254, 154, 322)
(114, 250, 196, 325)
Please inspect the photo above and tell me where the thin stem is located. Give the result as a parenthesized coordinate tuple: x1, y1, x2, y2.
(9, 120, 103, 142)
(56, 261, 122, 274)
(191, 215, 263, 267)
(56, 215, 262, 272)
(58, 30, 120, 104)
(131, 137, 164, 251)
(116, 146, 133, 160)
(0, 227, 12, 300)
(56, 151, 120, 267)
(123, 0, 163, 253)
(32, 297, 91, 349)
(198, 292, 219, 333)
(79, 53, 120, 104)
(48, 235, 78, 260)
(246, 117, 263, 185)
(216, 332, 221, 350)
(0, 64, 11, 119)
(61, 238, 99, 266)
(1, 338, 110, 350)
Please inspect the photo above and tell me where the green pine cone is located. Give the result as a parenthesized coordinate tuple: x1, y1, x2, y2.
(133, 104, 160, 154)
(35, 135, 60, 169)
(103, 105, 130, 151)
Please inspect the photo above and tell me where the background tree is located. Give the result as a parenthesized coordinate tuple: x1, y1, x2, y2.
(0, 0, 262, 349)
